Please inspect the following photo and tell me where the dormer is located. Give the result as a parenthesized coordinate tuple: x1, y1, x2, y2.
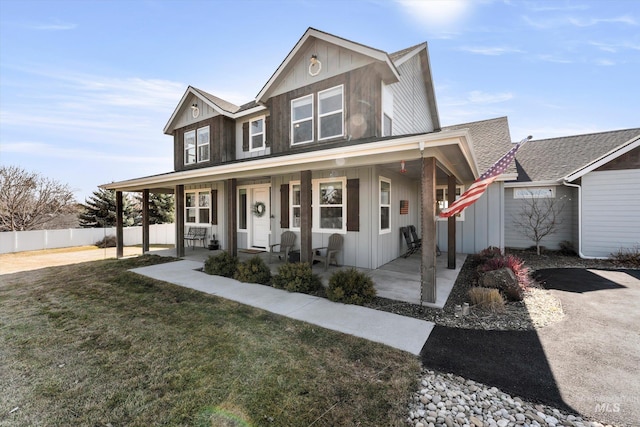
(164, 86, 241, 171)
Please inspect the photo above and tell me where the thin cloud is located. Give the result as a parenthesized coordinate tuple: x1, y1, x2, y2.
(590, 41, 640, 53)
(595, 59, 616, 66)
(468, 90, 514, 104)
(458, 46, 524, 56)
(524, 14, 638, 30)
(569, 15, 637, 27)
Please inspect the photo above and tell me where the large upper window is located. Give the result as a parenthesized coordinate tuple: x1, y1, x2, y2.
(184, 126, 210, 165)
(380, 177, 391, 233)
(186, 190, 210, 224)
(250, 117, 265, 151)
(291, 95, 313, 144)
(318, 85, 344, 140)
(436, 185, 465, 221)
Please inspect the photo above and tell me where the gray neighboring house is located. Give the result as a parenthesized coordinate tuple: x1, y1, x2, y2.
(505, 128, 640, 257)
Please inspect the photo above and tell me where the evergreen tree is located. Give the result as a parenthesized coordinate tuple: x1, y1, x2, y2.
(147, 193, 174, 224)
(79, 189, 136, 228)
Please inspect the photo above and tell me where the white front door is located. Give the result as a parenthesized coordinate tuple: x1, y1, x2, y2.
(251, 187, 270, 249)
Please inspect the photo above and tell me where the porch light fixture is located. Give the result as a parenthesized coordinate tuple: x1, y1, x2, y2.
(309, 54, 321, 76)
(400, 160, 407, 174)
(191, 103, 198, 109)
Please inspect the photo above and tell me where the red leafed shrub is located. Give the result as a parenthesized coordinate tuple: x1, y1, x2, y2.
(478, 254, 532, 291)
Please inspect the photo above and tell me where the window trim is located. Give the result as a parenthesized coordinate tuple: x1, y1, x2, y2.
(249, 116, 265, 152)
(291, 94, 314, 145)
(314, 177, 347, 234)
(184, 130, 196, 165)
(513, 187, 556, 199)
(436, 185, 465, 221)
(318, 85, 344, 141)
(185, 189, 211, 224)
(379, 177, 391, 234)
(289, 181, 301, 231)
(197, 126, 210, 162)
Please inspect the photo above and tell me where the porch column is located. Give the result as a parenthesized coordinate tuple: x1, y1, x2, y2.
(175, 185, 185, 258)
(300, 170, 312, 263)
(447, 174, 457, 269)
(116, 190, 124, 258)
(142, 189, 150, 254)
(226, 178, 237, 257)
(421, 157, 437, 303)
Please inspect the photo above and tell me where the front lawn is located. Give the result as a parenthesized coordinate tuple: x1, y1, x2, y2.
(0, 255, 419, 427)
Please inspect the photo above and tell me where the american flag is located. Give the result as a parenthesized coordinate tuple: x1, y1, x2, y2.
(439, 135, 532, 218)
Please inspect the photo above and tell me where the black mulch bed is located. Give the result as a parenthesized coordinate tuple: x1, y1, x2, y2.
(420, 326, 576, 414)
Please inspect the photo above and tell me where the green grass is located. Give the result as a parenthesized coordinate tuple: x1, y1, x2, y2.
(0, 255, 420, 426)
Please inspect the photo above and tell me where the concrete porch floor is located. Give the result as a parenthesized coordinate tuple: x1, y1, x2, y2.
(151, 247, 466, 309)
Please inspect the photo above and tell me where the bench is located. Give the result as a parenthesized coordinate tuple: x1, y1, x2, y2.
(184, 227, 207, 249)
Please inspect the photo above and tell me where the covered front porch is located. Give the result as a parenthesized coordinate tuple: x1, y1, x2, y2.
(150, 246, 466, 309)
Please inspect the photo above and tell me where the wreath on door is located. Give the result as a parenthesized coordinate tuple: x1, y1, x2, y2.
(252, 201, 266, 217)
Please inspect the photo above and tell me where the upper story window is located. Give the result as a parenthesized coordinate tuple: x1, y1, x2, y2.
(186, 190, 210, 224)
(250, 117, 265, 151)
(291, 94, 313, 144)
(318, 85, 344, 140)
(436, 185, 465, 221)
(184, 126, 210, 165)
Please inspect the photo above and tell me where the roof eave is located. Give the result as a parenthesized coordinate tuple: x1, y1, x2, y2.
(563, 135, 640, 182)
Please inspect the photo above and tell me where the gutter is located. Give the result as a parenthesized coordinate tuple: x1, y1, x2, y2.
(561, 180, 607, 260)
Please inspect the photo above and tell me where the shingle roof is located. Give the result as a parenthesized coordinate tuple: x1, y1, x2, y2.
(514, 128, 640, 182)
(191, 86, 240, 114)
(389, 43, 424, 62)
(442, 117, 515, 174)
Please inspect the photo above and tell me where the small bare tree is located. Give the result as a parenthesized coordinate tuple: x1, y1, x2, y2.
(512, 190, 566, 255)
(0, 165, 76, 231)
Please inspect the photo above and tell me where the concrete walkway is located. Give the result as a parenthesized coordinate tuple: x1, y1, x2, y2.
(131, 259, 434, 355)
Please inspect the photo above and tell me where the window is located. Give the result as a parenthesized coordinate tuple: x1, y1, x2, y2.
(291, 94, 313, 144)
(383, 114, 392, 137)
(185, 190, 210, 224)
(316, 178, 345, 232)
(250, 117, 265, 150)
(238, 189, 247, 230)
(197, 127, 210, 162)
(436, 185, 465, 221)
(514, 187, 555, 199)
(382, 83, 393, 137)
(184, 126, 210, 165)
(318, 85, 343, 140)
(290, 182, 301, 229)
(380, 177, 391, 233)
(184, 130, 196, 164)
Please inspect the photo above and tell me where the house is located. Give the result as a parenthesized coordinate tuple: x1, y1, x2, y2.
(505, 128, 640, 257)
(102, 28, 518, 303)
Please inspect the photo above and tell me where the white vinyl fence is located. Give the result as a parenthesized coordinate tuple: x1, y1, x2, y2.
(0, 224, 176, 254)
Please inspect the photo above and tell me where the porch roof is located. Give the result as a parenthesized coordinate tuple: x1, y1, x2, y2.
(101, 130, 480, 193)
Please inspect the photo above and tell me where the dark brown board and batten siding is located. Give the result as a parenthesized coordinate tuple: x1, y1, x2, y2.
(173, 116, 235, 172)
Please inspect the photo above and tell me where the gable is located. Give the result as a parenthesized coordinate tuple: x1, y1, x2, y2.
(171, 93, 221, 130)
(268, 38, 382, 99)
(257, 27, 399, 104)
(595, 146, 640, 172)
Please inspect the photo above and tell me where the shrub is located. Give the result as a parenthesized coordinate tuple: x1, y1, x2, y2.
(470, 246, 502, 266)
(95, 235, 117, 248)
(204, 251, 238, 278)
(272, 262, 323, 294)
(478, 254, 532, 291)
(468, 287, 505, 312)
(326, 268, 376, 305)
(610, 245, 640, 268)
(559, 240, 577, 256)
(234, 256, 271, 285)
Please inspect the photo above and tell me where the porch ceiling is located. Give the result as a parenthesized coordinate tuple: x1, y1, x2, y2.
(102, 130, 478, 193)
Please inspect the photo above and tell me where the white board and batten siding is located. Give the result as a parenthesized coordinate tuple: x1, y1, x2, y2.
(173, 94, 220, 130)
(582, 169, 640, 257)
(388, 54, 434, 135)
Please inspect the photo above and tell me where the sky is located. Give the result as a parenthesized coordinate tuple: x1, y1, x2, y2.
(1, 0, 638, 202)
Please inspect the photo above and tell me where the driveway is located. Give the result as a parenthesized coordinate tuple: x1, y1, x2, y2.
(421, 267, 640, 427)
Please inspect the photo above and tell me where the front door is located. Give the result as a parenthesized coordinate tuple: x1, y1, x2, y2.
(251, 186, 270, 249)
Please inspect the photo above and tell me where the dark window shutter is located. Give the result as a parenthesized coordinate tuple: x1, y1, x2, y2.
(211, 189, 218, 225)
(265, 116, 271, 147)
(347, 178, 359, 232)
(242, 122, 249, 152)
(280, 184, 289, 228)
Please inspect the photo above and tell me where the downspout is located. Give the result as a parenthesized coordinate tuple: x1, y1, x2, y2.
(562, 180, 606, 259)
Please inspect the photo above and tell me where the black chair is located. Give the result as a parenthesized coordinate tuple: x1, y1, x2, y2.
(401, 227, 419, 258)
